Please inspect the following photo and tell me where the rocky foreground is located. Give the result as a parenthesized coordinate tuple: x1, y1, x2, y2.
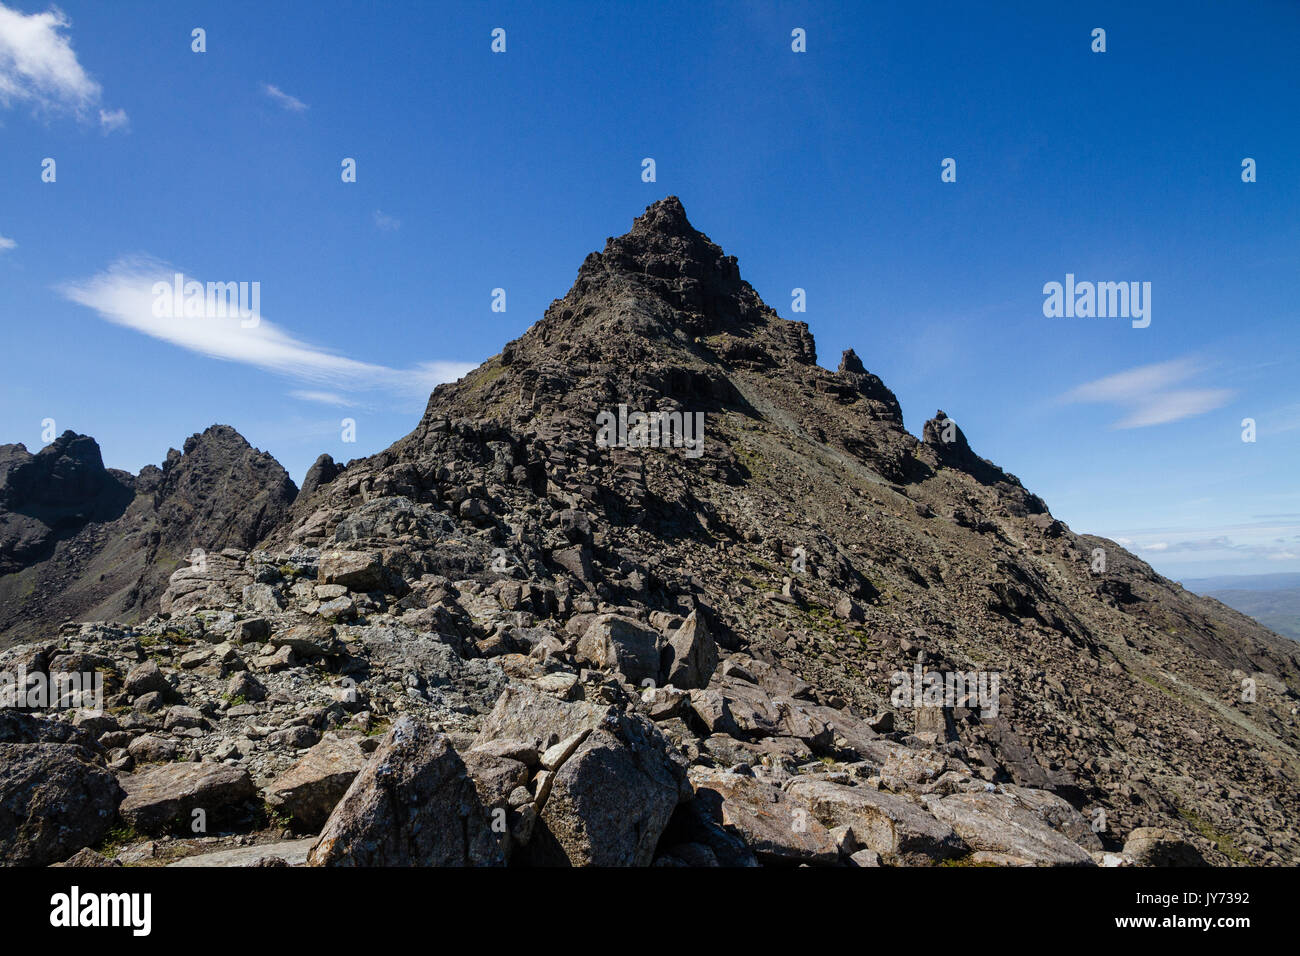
(2, 198, 1298, 867)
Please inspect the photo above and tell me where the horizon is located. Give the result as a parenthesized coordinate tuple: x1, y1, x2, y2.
(2, 0, 1297, 580)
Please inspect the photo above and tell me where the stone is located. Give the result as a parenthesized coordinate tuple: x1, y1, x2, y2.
(469, 738, 539, 767)
(472, 682, 611, 754)
(922, 790, 1096, 866)
(53, 847, 122, 867)
(1122, 827, 1208, 867)
(264, 735, 368, 830)
(540, 730, 590, 771)
(163, 705, 206, 731)
(0, 743, 123, 866)
(318, 550, 385, 592)
(118, 762, 256, 834)
(168, 838, 318, 867)
(308, 716, 505, 866)
(531, 713, 688, 867)
(268, 725, 320, 750)
(226, 670, 266, 702)
(269, 622, 339, 657)
(687, 767, 839, 866)
(662, 610, 718, 689)
(127, 734, 181, 763)
(576, 614, 663, 685)
(124, 660, 170, 698)
(786, 777, 965, 864)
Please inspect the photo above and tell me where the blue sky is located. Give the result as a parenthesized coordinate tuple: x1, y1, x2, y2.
(1, 0, 1297, 580)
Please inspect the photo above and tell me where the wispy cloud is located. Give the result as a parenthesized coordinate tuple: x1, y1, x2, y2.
(1110, 519, 1300, 565)
(97, 106, 127, 132)
(262, 83, 308, 112)
(0, 3, 127, 131)
(373, 210, 401, 232)
(0, 234, 14, 252)
(1059, 357, 1232, 428)
(290, 390, 358, 408)
(59, 256, 475, 402)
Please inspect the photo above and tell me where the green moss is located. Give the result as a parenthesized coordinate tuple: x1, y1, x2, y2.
(96, 824, 145, 858)
(1178, 808, 1248, 864)
(939, 853, 999, 867)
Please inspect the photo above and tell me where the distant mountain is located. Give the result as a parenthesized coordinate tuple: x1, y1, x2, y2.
(0, 425, 297, 640)
(1185, 574, 1300, 642)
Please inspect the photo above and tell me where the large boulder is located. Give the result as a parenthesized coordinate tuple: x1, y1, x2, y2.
(662, 610, 718, 689)
(317, 550, 385, 592)
(576, 614, 663, 685)
(785, 777, 965, 864)
(922, 789, 1097, 866)
(0, 743, 123, 866)
(264, 735, 369, 830)
(530, 711, 689, 867)
(309, 716, 505, 866)
(687, 767, 840, 866)
(118, 762, 256, 834)
(472, 682, 610, 753)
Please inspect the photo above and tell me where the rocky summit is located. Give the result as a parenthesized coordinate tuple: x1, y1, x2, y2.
(2, 197, 1297, 868)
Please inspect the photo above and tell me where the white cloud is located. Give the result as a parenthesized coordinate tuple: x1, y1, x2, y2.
(1059, 357, 1232, 428)
(1107, 521, 1300, 566)
(373, 210, 401, 232)
(0, 4, 126, 129)
(98, 106, 127, 132)
(0, 234, 14, 251)
(60, 256, 475, 401)
(263, 83, 308, 112)
(290, 390, 357, 408)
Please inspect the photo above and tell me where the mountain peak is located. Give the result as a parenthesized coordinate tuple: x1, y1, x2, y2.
(628, 195, 695, 238)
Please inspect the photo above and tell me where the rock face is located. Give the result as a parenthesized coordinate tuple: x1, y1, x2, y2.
(309, 717, 505, 867)
(0, 425, 296, 640)
(0, 742, 123, 866)
(1, 197, 1299, 867)
(0, 432, 134, 575)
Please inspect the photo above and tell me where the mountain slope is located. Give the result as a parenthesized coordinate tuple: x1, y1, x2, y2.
(0, 426, 297, 641)
(263, 197, 1300, 858)
(1, 197, 1297, 866)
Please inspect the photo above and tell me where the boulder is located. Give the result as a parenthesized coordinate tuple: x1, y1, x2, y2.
(786, 777, 964, 864)
(1122, 827, 1208, 866)
(264, 735, 369, 830)
(530, 712, 688, 867)
(687, 767, 840, 865)
(472, 682, 610, 754)
(0, 743, 123, 866)
(576, 614, 662, 685)
(123, 660, 171, 698)
(317, 550, 385, 592)
(309, 716, 505, 866)
(922, 790, 1096, 866)
(118, 762, 256, 834)
(662, 610, 718, 689)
